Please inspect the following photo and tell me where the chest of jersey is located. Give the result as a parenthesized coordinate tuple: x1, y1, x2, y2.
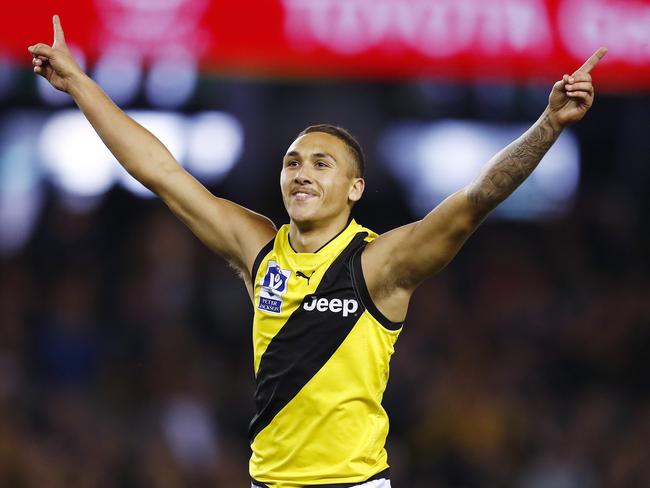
(252, 231, 366, 376)
(248, 221, 402, 486)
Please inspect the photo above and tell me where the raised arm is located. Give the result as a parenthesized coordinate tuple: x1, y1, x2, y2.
(362, 47, 608, 322)
(29, 16, 276, 292)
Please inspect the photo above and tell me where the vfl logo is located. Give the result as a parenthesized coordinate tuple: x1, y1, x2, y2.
(258, 261, 292, 313)
(303, 296, 359, 317)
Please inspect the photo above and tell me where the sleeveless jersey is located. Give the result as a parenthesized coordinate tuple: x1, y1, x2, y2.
(249, 219, 403, 487)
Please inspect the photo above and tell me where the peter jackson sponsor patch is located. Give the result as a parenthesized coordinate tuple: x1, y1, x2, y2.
(258, 261, 292, 313)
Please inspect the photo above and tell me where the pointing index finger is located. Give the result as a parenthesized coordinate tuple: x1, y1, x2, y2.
(53, 14, 66, 45)
(574, 47, 608, 75)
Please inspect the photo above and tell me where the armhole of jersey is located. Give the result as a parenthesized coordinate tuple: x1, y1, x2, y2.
(250, 238, 275, 283)
(350, 245, 403, 331)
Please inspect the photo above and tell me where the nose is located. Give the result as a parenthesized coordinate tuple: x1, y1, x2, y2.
(293, 166, 312, 185)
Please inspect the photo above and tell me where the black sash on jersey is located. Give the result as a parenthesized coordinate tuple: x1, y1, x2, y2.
(249, 232, 368, 443)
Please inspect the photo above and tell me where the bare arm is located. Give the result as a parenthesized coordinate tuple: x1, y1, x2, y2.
(362, 48, 608, 322)
(67, 76, 276, 276)
(29, 16, 276, 286)
(466, 108, 561, 212)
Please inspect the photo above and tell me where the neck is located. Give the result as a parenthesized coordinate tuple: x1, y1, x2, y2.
(289, 213, 351, 253)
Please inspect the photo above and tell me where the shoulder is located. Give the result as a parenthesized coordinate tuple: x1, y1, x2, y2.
(250, 224, 287, 280)
(354, 223, 416, 322)
(351, 221, 378, 242)
(351, 237, 409, 325)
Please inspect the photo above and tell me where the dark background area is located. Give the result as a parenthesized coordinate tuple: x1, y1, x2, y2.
(0, 74, 649, 487)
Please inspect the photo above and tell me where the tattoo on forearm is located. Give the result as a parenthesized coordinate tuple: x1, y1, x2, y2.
(467, 113, 561, 211)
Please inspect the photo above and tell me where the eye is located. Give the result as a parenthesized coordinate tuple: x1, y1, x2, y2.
(285, 160, 299, 167)
(315, 160, 328, 168)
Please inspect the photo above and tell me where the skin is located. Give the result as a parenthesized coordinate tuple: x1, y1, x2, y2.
(29, 15, 607, 321)
(280, 132, 364, 252)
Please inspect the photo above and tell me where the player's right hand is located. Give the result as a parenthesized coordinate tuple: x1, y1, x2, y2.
(28, 15, 83, 93)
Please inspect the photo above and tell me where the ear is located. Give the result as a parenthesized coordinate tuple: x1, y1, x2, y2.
(348, 178, 365, 203)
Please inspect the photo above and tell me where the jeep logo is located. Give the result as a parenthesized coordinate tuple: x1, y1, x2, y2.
(303, 296, 359, 317)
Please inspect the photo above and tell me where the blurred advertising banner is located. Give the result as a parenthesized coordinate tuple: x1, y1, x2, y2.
(7, 0, 650, 89)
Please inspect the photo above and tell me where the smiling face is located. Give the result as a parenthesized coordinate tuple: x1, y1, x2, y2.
(280, 132, 365, 228)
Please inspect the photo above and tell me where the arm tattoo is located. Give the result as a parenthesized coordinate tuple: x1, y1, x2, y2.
(467, 112, 562, 211)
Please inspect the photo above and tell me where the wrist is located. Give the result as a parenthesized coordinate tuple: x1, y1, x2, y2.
(66, 71, 93, 99)
(543, 106, 565, 133)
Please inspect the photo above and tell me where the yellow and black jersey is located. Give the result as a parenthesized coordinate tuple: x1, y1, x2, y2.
(248, 219, 403, 488)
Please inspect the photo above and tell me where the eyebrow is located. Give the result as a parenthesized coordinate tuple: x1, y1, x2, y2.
(285, 151, 337, 163)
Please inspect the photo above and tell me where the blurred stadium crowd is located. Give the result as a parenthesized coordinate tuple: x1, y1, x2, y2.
(1, 26, 650, 480)
(1, 162, 648, 487)
(3, 0, 650, 485)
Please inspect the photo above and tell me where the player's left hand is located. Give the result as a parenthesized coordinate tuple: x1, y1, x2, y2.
(548, 47, 608, 129)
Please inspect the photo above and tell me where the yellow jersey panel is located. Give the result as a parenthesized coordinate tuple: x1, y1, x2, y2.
(249, 219, 402, 487)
